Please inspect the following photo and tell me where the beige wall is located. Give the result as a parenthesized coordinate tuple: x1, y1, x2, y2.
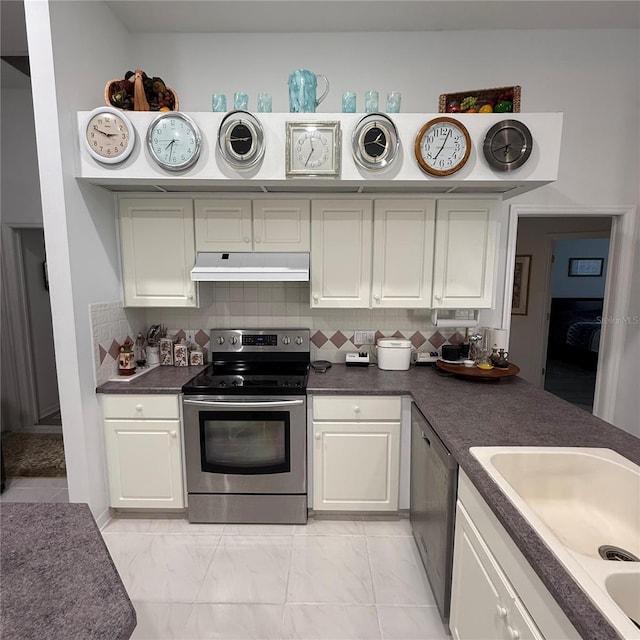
(510, 217, 612, 386)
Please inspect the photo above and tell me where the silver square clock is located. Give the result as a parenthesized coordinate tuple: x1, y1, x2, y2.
(286, 121, 341, 177)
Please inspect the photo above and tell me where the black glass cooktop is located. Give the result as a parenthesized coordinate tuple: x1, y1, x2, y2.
(182, 362, 309, 395)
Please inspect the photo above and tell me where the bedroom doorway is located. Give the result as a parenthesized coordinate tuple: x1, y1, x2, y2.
(543, 234, 611, 411)
(504, 205, 636, 426)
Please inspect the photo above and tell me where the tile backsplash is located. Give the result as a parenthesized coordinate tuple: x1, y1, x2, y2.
(90, 302, 146, 386)
(91, 283, 476, 380)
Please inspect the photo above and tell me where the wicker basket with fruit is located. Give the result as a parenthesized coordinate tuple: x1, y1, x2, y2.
(105, 69, 179, 111)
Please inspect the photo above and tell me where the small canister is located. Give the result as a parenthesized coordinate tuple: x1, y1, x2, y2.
(173, 341, 189, 367)
(159, 337, 175, 366)
(146, 345, 160, 364)
(189, 348, 207, 366)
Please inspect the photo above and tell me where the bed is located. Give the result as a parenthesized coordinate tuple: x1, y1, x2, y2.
(547, 298, 603, 367)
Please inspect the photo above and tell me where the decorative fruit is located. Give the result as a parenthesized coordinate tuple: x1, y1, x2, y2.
(494, 100, 513, 113)
(109, 69, 175, 111)
(460, 96, 477, 111)
(479, 104, 494, 113)
(465, 108, 478, 113)
(446, 101, 461, 113)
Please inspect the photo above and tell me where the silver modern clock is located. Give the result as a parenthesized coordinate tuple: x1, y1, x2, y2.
(146, 112, 202, 171)
(352, 113, 399, 171)
(217, 110, 265, 169)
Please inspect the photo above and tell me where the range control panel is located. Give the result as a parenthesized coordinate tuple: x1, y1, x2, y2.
(210, 328, 310, 353)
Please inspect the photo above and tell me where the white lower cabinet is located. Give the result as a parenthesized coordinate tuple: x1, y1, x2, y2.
(450, 472, 580, 640)
(312, 396, 401, 511)
(102, 394, 184, 509)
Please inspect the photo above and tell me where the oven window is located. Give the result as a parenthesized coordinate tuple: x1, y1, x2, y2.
(199, 411, 291, 475)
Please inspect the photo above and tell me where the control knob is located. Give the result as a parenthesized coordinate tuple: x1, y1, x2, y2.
(295, 336, 303, 345)
(282, 336, 291, 345)
(216, 336, 225, 345)
(229, 336, 238, 345)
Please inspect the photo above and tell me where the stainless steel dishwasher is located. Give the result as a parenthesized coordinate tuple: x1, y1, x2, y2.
(410, 402, 458, 621)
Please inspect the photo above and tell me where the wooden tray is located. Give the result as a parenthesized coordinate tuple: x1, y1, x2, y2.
(436, 360, 520, 379)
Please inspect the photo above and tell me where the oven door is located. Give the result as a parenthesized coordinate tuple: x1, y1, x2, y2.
(182, 395, 306, 494)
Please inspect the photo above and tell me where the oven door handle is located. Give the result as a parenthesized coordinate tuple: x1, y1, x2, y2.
(183, 399, 305, 408)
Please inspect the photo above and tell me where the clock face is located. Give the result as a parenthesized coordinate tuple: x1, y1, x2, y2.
(218, 110, 265, 169)
(83, 107, 135, 164)
(147, 112, 201, 171)
(483, 119, 533, 171)
(352, 113, 399, 171)
(286, 122, 340, 177)
(415, 117, 471, 176)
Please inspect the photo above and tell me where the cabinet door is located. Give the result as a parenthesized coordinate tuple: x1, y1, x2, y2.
(252, 200, 310, 252)
(313, 421, 400, 511)
(119, 199, 197, 307)
(372, 199, 435, 308)
(310, 200, 373, 308)
(104, 419, 184, 509)
(195, 199, 252, 251)
(432, 199, 500, 308)
(450, 503, 544, 640)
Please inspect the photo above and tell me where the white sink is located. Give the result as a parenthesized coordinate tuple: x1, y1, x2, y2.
(470, 447, 640, 639)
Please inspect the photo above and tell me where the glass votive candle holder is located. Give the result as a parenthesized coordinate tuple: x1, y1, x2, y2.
(342, 91, 356, 113)
(212, 93, 227, 112)
(258, 92, 272, 113)
(234, 92, 249, 110)
(386, 91, 402, 113)
(365, 90, 379, 113)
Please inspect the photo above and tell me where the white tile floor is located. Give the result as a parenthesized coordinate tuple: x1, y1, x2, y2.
(0, 477, 69, 503)
(101, 517, 451, 640)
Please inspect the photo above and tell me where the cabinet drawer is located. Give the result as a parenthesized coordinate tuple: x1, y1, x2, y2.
(313, 396, 401, 421)
(102, 394, 180, 420)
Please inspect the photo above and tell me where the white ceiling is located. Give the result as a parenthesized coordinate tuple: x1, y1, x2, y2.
(104, 0, 640, 33)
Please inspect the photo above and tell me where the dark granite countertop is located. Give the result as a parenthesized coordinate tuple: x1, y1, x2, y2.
(0, 502, 136, 640)
(94, 361, 640, 639)
(96, 364, 208, 394)
(308, 364, 640, 640)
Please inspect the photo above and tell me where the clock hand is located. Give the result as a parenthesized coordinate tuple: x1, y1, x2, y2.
(305, 140, 315, 166)
(230, 137, 252, 142)
(433, 130, 451, 160)
(494, 144, 512, 157)
(93, 126, 116, 138)
(165, 139, 176, 152)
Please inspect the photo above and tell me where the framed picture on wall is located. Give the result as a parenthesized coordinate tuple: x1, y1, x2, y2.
(568, 258, 604, 277)
(512, 255, 531, 315)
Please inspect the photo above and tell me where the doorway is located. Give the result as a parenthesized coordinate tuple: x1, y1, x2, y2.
(0, 225, 66, 490)
(543, 235, 611, 412)
(504, 205, 636, 425)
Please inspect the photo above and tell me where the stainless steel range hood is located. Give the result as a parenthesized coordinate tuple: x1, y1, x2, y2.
(191, 252, 310, 282)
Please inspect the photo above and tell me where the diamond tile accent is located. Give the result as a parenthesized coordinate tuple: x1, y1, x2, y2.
(195, 330, 209, 348)
(175, 329, 186, 341)
(108, 340, 121, 360)
(310, 331, 328, 348)
(448, 331, 465, 345)
(375, 330, 385, 341)
(392, 331, 405, 338)
(99, 345, 108, 365)
(428, 331, 446, 349)
(410, 332, 426, 349)
(330, 331, 348, 349)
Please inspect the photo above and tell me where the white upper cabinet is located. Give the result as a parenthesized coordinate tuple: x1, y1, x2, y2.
(311, 198, 436, 309)
(311, 200, 373, 308)
(432, 199, 500, 309)
(119, 198, 197, 307)
(372, 199, 435, 308)
(195, 199, 310, 252)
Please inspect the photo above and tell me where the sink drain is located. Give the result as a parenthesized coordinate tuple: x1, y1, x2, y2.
(598, 545, 640, 562)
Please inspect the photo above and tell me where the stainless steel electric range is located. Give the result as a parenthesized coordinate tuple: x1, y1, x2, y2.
(182, 328, 310, 524)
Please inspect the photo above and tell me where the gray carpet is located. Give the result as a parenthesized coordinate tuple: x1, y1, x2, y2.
(1, 433, 66, 478)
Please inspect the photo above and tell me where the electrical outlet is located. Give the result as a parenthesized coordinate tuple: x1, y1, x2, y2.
(185, 329, 196, 343)
(354, 330, 375, 345)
